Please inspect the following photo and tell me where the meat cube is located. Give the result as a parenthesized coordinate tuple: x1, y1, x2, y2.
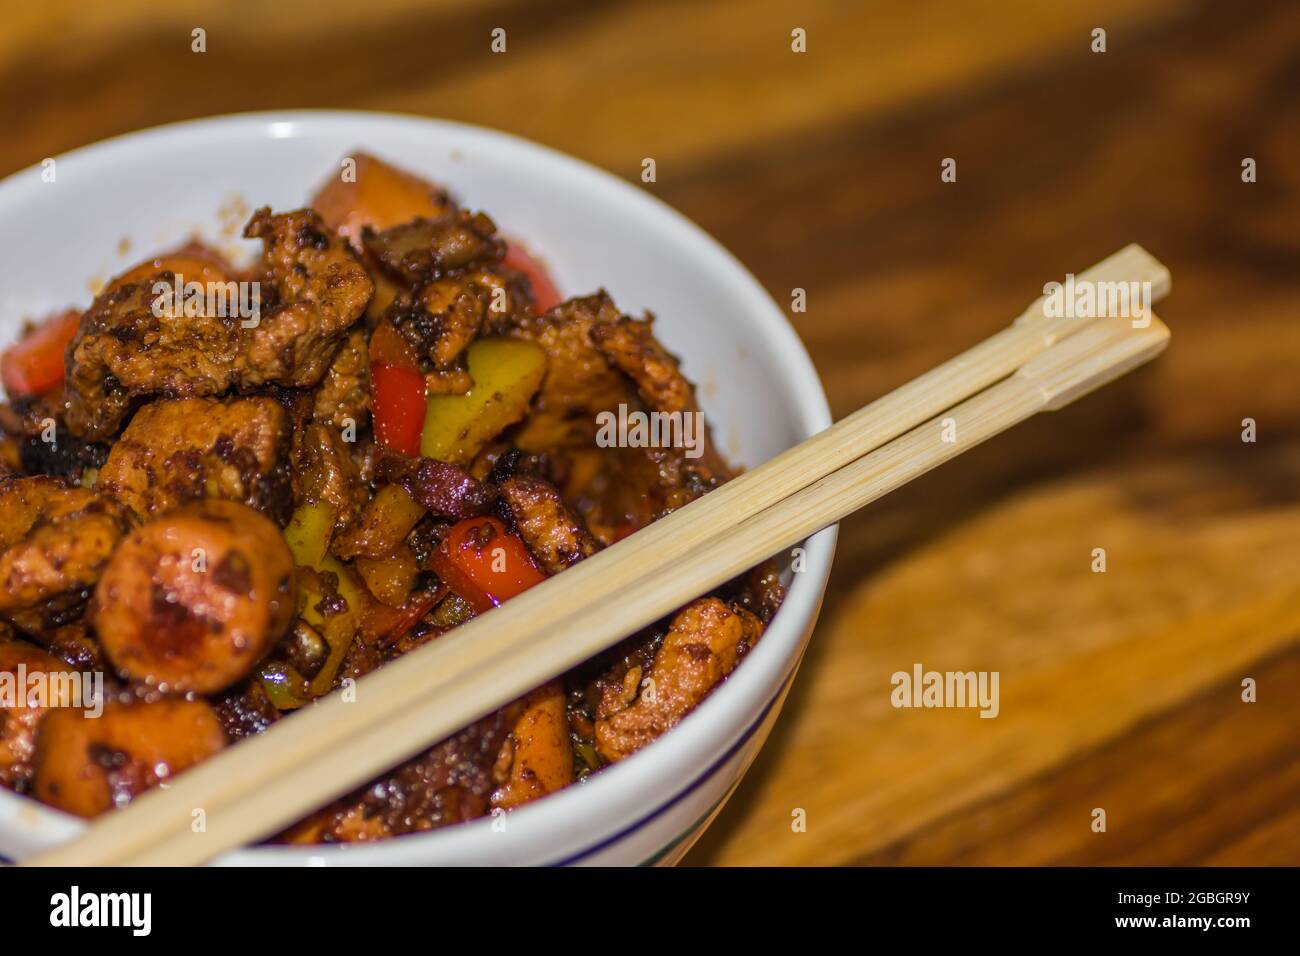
(97, 396, 292, 523)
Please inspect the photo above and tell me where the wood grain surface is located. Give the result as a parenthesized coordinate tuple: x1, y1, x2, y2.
(1, 0, 1296, 866)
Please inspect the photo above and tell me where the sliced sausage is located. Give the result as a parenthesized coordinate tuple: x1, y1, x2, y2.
(0, 641, 79, 788)
(92, 499, 296, 694)
(32, 697, 225, 817)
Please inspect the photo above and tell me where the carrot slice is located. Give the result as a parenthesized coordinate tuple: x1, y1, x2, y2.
(1, 309, 80, 397)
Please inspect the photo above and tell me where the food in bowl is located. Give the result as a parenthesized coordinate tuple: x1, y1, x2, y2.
(0, 153, 785, 843)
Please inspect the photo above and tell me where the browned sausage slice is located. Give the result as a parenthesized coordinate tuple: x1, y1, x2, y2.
(0, 641, 79, 788)
(92, 499, 296, 694)
(32, 697, 225, 817)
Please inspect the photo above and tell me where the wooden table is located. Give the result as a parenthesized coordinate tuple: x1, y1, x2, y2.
(2, 0, 1296, 865)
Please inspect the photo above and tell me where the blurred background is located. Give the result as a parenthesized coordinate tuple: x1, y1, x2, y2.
(3, 0, 1296, 865)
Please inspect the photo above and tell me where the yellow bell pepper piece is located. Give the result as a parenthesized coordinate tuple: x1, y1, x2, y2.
(420, 337, 547, 463)
(298, 555, 366, 699)
(284, 500, 337, 568)
(281, 500, 366, 700)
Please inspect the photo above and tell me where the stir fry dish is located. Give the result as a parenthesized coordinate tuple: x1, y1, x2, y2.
(0, 154, 784, 840)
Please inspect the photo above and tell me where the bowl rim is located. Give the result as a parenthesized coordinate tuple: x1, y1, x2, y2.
(0, 110, 837, 865)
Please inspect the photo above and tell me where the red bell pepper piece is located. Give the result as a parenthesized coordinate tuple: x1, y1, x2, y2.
(369, 321, 420, 372)
(431, 516, 546, 613)
(1, 309, 80, 397)
(363, 585, 449, 647)
(503, 241, 562, 315)
(369, 322, 426, 457)
(371, 363, 426, 457)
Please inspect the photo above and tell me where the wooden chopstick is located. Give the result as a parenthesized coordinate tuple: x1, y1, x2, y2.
(26, 253, 1171, 866)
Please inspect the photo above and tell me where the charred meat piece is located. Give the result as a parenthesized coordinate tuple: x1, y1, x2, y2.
(32, 696, 226, 817)
(591, 315, 699, 416)
(595, 597, 762, 762)
(0, 477, 127, 635)
(592, 313, 733, 487)
(281, 703, 522, 843)
(510, 291, 637, 451)
(312, 325, 370, 430)
(393, 278, 486, 371)
(497, 473, 598, 574)
(97, 396, 293, 523)
(511, 291, 732, 507)
(361, 211, 502, 286)
(18, 428, 109, 486)
(291, 421, 367, 537)
(384, 267, 532, 377)
(556, 443, 726, 546)
(240, 208, 375, 388)
(92, 500, 296, 694)
(64, 208, 372, 440)
(4, 393, 110, 484)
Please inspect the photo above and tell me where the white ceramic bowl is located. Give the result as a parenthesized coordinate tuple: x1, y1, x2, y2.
(0, 111, 835, 865)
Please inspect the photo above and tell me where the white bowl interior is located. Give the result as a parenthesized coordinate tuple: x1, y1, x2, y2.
(0, 112, 834, 864)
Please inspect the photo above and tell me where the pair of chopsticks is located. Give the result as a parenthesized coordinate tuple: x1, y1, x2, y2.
(27, 245, 1171, 866)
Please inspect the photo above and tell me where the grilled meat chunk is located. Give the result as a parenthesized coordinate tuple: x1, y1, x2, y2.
(64, 208, 372, 440)
(0, 477, 128, 635)
(240, 207, 375, 389)
(384, 267, 532, 377)
(497, 473, 598, 574)
(362, 211, 502, 286)
(97, 396, 292, 523)
(312, 325, 370, 430)
(595, 598, 762, 762)
(291, 421, 367, 538)
(592, 315, 699, 416)
(4, 393, 110, 484)
(511, 292, 637, 450)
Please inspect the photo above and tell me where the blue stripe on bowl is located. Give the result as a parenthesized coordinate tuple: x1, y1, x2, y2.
(548, 669, 794, 866)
